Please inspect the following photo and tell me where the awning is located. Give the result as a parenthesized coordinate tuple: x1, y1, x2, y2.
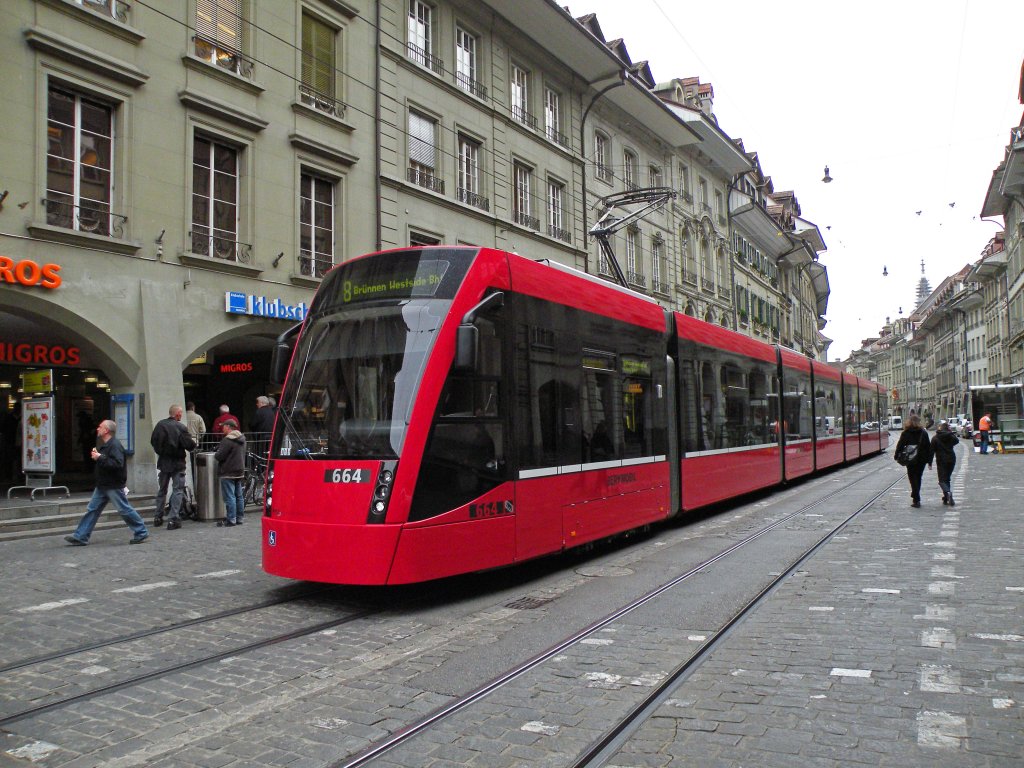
(730, 202, 790, 258)
(806, 260, 830, 318)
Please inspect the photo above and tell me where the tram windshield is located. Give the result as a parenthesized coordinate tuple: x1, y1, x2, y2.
(272, 248, 475, 459)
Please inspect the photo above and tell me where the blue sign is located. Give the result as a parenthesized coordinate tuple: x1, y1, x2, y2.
(225, 292, 308, 321)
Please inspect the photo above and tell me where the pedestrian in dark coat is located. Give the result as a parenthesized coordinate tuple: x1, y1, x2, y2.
(894, 413, 933, 508)
(66, 420, 148, 545)
(931, 420, 960, 506)
(214, 419, 247, 526)
(250, 395, 276, 435)
(150, 404, 197, 530)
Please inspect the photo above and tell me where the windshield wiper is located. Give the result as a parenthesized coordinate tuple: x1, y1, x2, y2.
(275, 404, 314, 459)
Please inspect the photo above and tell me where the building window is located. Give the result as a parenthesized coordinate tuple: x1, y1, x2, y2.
(511, 65, 534, 127)
(513, 162, 537, 229)
(408, 0, 441, 74)
(299, 172, 334, 279)
(457, 134, 487, 210)
(594, 131, 610, 182)
(455, 27, 484, 98)
(410, 230, 441, 246)
(300, 12, 341, 116)
(408, 111, 443, 192)
(679, 163, 691, 200)
(715, 190, 725, 224)
(699, 177, 709, 213)
(45, 86, 117, 236)
(195, 0, 251, 78)
(623, 150, 638, 190)
(625, 228, 645, 288)
(652, 237, 667, 293)
(544, 88, 566, 146)
(191, 134, 243, 261)
(649, 165, 662, 189)
(547, 180, 569, 242)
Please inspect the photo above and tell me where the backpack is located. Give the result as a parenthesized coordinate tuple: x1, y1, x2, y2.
(895, 432, 922, 466)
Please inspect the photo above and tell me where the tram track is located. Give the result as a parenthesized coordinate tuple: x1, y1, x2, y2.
(0, 600, 380, 728)
(0, 585, 329, 676)
(333, 459, 901, 768)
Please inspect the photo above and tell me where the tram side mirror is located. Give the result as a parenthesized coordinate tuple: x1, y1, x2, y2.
(271, 323, 302, 385)
(455, 323, 479, 371)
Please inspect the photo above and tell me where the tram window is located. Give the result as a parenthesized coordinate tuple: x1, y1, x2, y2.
(844, 383, 857, 434)
(783, 371, 813, 440)
(410, 304, 506, 521)
(622, 355, 653, 459)
(581, 363, 620, 462)
(679, 358, 701, 454)
(814, 382, 840, 437)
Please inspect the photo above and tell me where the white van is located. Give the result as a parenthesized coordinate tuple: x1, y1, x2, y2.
(889, 416, 903, 431)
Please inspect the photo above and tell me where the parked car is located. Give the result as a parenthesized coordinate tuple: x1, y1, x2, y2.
(889, 416, 903, 431)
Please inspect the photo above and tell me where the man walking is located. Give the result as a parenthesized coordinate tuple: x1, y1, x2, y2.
(151, 404, 196, 530)
(65, 420, 148, 545)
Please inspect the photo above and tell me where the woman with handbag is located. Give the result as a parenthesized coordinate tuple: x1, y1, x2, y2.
(894, 414, 933, 508)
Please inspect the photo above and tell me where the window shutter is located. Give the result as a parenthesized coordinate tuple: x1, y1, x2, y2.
(197, 0, 241, 49)
(302, 14, 335, 94)
(408, 113, 435, 167)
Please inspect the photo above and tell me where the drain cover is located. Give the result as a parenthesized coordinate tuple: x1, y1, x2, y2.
(505, 596, 555, 610)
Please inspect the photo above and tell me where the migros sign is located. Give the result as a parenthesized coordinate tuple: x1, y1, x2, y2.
(0, 257, 62, 289)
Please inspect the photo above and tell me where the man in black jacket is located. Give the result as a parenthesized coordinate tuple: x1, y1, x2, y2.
(65, 420, 148, 545)
(150, 404, 197, 530)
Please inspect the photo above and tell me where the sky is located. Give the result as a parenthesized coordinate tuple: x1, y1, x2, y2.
(568, 0, 1024, 360)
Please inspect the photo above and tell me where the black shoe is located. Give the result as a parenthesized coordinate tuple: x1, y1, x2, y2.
(166, 520, 181, 530)
(154, 516, 164, 527)
(942, 495, 948, 505)
(129, 534, 149, 544)
(224, 519, 236, 527)
(911, 501, 921, 508)
(235, 519, 244, 525)
(948, 499, 955, 507)
(64, 535, 87, 546)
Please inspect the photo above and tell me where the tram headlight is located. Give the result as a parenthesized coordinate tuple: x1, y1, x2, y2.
(366, 460, 397, 524)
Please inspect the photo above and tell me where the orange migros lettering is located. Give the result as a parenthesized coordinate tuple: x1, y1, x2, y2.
(0, 257, 62, 289)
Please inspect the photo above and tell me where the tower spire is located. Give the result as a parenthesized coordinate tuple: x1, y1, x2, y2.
(915, 258, 932, 308)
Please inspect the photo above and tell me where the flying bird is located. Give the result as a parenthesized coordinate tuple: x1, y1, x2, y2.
(948, 202, 955, 208)
(915, 210, 922, 215)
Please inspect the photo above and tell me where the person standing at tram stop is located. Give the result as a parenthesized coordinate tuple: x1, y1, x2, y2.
(214, 419, 246, 526)
(894, 413, 933, 508)
(150, 404, 197, 530)
(978, 411, 994, 454)
(185, 402, 206, 444)
(65, 420, 148, 546)
(250, 395, 276, 437)
(931, 421, 960, 506)
(210, 404, 235, 434)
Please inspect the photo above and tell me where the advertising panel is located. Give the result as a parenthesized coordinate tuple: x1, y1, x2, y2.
(22, 396, 55, 473)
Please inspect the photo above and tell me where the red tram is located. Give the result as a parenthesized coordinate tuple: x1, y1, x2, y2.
(262, 247, 888, 585)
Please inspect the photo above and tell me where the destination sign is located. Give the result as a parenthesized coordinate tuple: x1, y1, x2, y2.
(313, 249, 476, 315)
(341, 268, 448, 303)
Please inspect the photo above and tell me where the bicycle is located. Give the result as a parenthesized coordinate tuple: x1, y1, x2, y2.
(243, 451, 268, 507)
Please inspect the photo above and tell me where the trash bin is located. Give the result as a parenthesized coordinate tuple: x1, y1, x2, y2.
(194, 452, 221, 521)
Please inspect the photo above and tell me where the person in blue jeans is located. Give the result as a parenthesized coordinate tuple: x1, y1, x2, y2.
(66, 419, 148, 545)
(214, 419, 246, 526)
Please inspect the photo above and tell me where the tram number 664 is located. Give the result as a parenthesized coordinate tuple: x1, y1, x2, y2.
(324, 469, 371, 484)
